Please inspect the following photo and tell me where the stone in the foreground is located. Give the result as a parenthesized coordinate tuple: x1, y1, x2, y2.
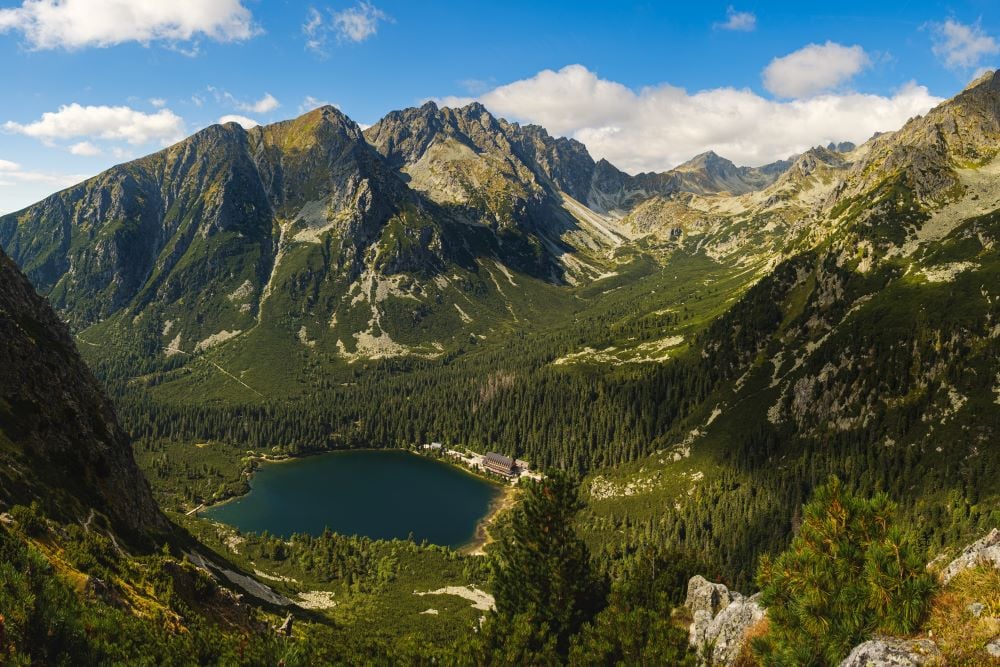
(838, 637, 941, 666)
(685, 576, 766, 665)
(940, 528, 1000, 584)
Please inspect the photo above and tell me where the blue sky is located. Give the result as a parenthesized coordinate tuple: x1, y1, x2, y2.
(0, 0, 998, 213)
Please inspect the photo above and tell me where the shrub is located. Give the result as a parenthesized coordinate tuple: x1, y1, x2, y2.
(754, 477, 935, 665)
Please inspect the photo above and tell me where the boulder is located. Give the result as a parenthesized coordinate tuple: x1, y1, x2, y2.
(839, 638, 941, 666)
(701, 593, 766, 665)
(685, 574, 737, 617)
(685, 576, 766, 665)
(940, 528, 1000, 584)
(987, 639, 1000, 659)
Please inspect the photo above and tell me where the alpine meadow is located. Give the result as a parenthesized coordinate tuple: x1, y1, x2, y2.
(1, 2, 999, 665)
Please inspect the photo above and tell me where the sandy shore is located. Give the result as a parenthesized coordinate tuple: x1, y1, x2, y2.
(461, 483, 519, 556)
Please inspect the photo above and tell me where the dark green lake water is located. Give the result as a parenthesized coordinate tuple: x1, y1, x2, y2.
(203, 450, 501, 548)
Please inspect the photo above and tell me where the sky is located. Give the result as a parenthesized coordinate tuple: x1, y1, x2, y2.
(0, 0, 998, 214)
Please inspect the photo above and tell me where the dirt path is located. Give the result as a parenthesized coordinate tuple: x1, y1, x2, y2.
(164, 345, 264, 399)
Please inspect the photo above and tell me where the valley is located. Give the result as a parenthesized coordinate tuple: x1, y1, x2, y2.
(2, 61, 1000, 664)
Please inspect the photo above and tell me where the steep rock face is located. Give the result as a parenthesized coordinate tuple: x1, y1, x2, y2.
(364, 102, 548, 229)
(832, 69, 1000, 207)
(0, 247, 167, 538)
(0, 107, 413, 334)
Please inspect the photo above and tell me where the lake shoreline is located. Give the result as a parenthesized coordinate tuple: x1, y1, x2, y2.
(196, 446, 510, 552)
(460, 483, 519, 556)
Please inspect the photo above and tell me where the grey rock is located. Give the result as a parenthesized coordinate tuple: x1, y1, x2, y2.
(967, 602, 986, 618)
(839, 638, 941, 666)
(986, 639, 1000, 658)
(688, 609, 713, 648)
(685, 574, 737, 617)
(941, 528, 1000, 584)
(685, 576, 765, 666)
(700, 593, 766, 665)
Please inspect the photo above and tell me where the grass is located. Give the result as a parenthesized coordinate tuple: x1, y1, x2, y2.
(926, 565, 1000, 664)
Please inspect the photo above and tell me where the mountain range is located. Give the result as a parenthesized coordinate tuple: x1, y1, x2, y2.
(2, 68, 999, 481)
(1, 67, 1000, 664)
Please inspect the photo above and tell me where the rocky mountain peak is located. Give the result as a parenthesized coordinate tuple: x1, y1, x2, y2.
(832, 67, 1000, 206)
(677, 150, 736, 173)
(961, 68, 998, 93)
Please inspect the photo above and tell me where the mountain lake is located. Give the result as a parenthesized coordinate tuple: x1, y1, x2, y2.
(203, 449, 502, 548)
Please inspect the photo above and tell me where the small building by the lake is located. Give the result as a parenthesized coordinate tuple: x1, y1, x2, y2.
(483, 452, 516, 477)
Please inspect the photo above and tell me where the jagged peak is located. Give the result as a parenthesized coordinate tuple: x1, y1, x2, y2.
(962, 68, 998, 93)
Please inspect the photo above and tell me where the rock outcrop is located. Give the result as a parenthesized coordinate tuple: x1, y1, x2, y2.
(940, 528, 1000, 584)
(839, 638, 942, 666)
(685, 576, 766, 665)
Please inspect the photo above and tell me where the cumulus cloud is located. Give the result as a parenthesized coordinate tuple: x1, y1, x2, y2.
(304, 2, 389, 55)
(0, 0, 259, 50)
(929, 19, 999, 69)
(218, 114, 259, 129)
(763, 42, 871, 98)
(437, 64, 943, 173)
(716, 6, 756, 32)
(4, 103, 186, 146)
(69, 141, 102, 156)
(237, 92, 280, 114)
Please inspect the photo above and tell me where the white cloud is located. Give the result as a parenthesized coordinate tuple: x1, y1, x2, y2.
(437, 64, 943, 173)
(333, 1, 387, 42)
(763, 42, 871, 98)
(237, 92, 280, 114)
(218, 114, 259, 129)
(4, 103, 186, 146)
(0, 159, 19, 171)
(716, 6, 756, 32)
(208, 87, 280, 115)
(304, 2, 389, 55)
(930, 19, 999, 69)
(69, 141, 102, 156)
(303, 7, 324, 53)
(150, 97, 167, 108)
(0, 0, 259, 50)
(298, 95, 337, 113)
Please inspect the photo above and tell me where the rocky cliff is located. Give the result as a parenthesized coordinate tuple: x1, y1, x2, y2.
(0, 247, 167, 539)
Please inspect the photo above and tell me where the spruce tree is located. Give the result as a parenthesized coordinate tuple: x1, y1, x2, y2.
(490, 471, 606, 655)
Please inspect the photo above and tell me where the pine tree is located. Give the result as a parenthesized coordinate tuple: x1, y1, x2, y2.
(754, 476, 935, 665)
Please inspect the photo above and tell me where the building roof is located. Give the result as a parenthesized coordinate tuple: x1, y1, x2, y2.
(484, 452, 514, 468)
